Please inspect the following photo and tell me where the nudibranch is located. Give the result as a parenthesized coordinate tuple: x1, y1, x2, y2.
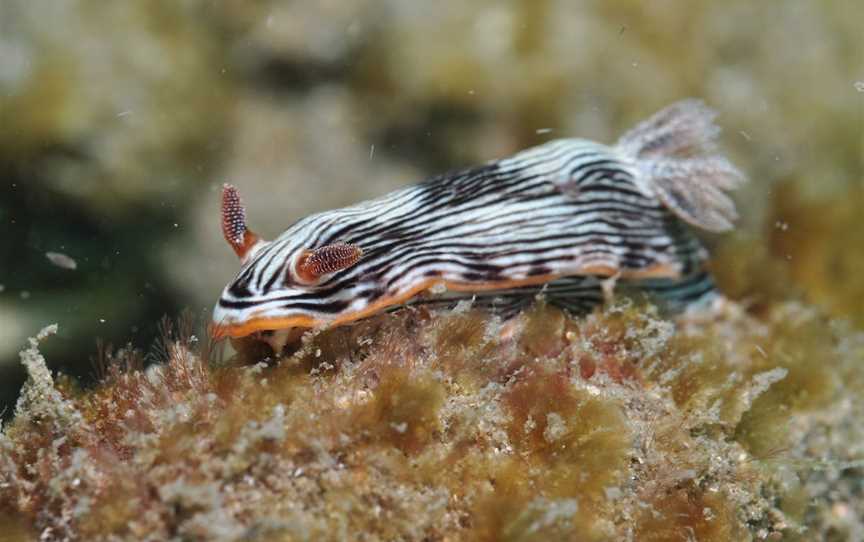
(212, 100, 744, 346)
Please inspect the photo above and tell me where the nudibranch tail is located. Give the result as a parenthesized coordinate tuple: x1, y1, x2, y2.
(295, 243, 363, 284)
(221, 184, 261, 261)
(616, 100, 746, 232)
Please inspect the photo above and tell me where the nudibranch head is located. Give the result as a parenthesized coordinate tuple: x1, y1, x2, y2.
(213, 184, 413, 340)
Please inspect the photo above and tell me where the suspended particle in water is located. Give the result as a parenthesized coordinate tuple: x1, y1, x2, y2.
(46, 251, 78, 270)
(854, 81, 864, 92)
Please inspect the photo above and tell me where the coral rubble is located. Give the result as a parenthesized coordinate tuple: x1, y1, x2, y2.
(2, 297, 862, 541)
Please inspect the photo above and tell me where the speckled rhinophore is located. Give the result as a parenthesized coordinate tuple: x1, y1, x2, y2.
(212, 100, 744, 339)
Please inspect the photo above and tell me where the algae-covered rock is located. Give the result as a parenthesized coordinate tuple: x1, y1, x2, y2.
(1, 298, 862, 540)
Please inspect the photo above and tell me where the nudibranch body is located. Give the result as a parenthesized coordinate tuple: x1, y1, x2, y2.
(212, 100, 744, 340)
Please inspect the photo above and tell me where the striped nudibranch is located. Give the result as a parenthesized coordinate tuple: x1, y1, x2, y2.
(211, 100, 744, 341)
